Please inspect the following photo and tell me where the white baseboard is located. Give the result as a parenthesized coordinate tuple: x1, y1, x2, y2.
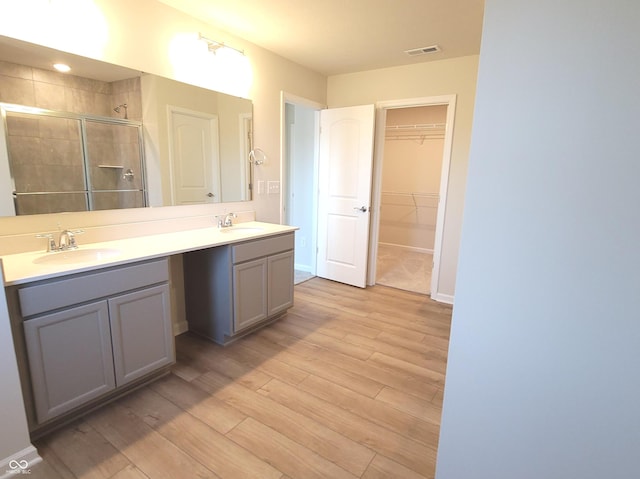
(173, 319, 188, 336)
(379, 242, 434, 255)
(294, 264, 313, 273)
(431, 292, 454, 305)
(0, 445, 41, 479)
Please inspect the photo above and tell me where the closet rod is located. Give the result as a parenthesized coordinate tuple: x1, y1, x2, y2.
(382, 191, 440, 198)
(384, 135, 445, 141)
(385, 123, 445, 131)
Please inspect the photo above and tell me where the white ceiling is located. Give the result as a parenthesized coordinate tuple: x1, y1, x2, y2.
(157, 0, 485, 76)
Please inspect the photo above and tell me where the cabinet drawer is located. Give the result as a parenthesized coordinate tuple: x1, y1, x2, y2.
(232, 233, 294, 264)
(18, 258, 169, 318)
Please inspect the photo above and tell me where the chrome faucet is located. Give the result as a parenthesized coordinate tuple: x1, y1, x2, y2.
(58, 230, 79, 250)
(36, 229, 84, 252)
(217, 213, 237, 228)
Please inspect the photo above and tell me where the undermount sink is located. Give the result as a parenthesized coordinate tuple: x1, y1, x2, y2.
(219, 226, 264, 234)
(33, 247, 122, 265)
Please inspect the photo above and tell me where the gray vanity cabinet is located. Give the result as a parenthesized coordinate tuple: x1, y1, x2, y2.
(19, 258, 173, 425)
(23, 301, 116, 423)
(185, 232, 294, 344)
(108, 284, 173, 386)
(233, 257, 269, 331)
(267, 250, 295, 316)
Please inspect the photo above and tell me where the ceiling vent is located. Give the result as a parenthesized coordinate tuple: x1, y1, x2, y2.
(404, 45, 441, 56)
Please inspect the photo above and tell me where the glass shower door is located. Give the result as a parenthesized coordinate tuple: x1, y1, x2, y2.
(85, 120, 146, 210)
(6, 111, 88, 215)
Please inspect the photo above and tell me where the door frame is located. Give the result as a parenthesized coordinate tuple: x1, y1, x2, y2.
(280, 92, 325, 277)
(279, 91, 325, 223)
(368, 95, 457, 302)
(238, 112, 252, 200)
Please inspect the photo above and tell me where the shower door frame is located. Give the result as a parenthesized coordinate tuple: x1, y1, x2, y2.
(0, 102, 147, 215)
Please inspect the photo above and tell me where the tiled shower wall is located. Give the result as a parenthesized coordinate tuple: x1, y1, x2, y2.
(0, 61, 141, 120)
(0, 61, 143, 214)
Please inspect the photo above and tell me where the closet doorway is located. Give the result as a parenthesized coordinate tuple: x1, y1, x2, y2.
(369, 96, 456, 298)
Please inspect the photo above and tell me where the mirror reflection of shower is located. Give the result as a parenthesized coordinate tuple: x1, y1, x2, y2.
(114, 103, 128, 119)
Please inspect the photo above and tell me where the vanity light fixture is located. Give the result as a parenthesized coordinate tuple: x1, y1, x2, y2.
(198, 33, 244, 56)
(53, 63, 71, 73)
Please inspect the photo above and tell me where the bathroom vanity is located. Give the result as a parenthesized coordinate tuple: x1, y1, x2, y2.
(1, 221, 297, 437)
(12, 259, 172, 425)
(184, 231, 294, 344)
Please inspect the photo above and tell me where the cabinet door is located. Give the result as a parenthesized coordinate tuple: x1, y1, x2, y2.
(23, 301, 115, 424)
(233, 258, 268, 332)
(109, 284, 174, 386)
(268, 250, 294, 316)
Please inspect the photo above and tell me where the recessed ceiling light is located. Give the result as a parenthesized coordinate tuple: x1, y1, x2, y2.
(53, 63, 71, 73)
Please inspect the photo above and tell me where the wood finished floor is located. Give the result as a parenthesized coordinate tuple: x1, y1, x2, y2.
(28, 278, 452, 479)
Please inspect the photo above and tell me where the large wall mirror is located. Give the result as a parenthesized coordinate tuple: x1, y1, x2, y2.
(0, 36, 253, 217)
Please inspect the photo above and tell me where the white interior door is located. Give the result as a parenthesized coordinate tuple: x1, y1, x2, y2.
(168, 107, 220, 205)
(317, 104, 375, 288)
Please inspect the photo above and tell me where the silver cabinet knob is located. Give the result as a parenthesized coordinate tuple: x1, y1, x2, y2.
(207, 192, 214, 198)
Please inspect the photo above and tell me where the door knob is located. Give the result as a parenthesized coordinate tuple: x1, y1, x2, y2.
(354, 206, 368, 212)
(207, 192, 214, 198)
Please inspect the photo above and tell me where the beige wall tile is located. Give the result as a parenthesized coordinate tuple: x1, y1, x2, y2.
(7, 136, 41, 166)
(0, 61, 33, 80)
(38, 117, 79, 140)
(66, 87, 95, 114)
(32, 68, 68, 87)
(6, 115, 39, 138)
(0, 75, 35, 105)
(33, 81, 67, 110)
(93, 92, 112, 116)
(92, 191, 144, 210)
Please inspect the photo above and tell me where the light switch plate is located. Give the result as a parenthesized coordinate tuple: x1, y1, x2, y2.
(267, 181, 280, 194)
(257, 180, 265, 194)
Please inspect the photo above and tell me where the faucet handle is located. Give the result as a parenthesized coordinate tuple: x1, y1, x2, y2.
(36, 233, 57, 252)
(224, 212, 237, 227)
(68, 230, 80, 249)
(67, 229, 84, 249)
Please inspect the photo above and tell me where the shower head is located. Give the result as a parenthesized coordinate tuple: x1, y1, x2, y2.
(113, 103, 128, 119)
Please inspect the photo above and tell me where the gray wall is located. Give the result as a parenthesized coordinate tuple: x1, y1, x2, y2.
(436, 1, 640, 478)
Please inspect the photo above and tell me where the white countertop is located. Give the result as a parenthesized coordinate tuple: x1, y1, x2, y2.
(1, 221, 297, 286)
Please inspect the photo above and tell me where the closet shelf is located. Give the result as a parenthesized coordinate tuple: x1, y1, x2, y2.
(385, 123, 445, 131)
(381, 191, 440, 208)
(382, 191, 439, 198)
(385, 123, 445, 142)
